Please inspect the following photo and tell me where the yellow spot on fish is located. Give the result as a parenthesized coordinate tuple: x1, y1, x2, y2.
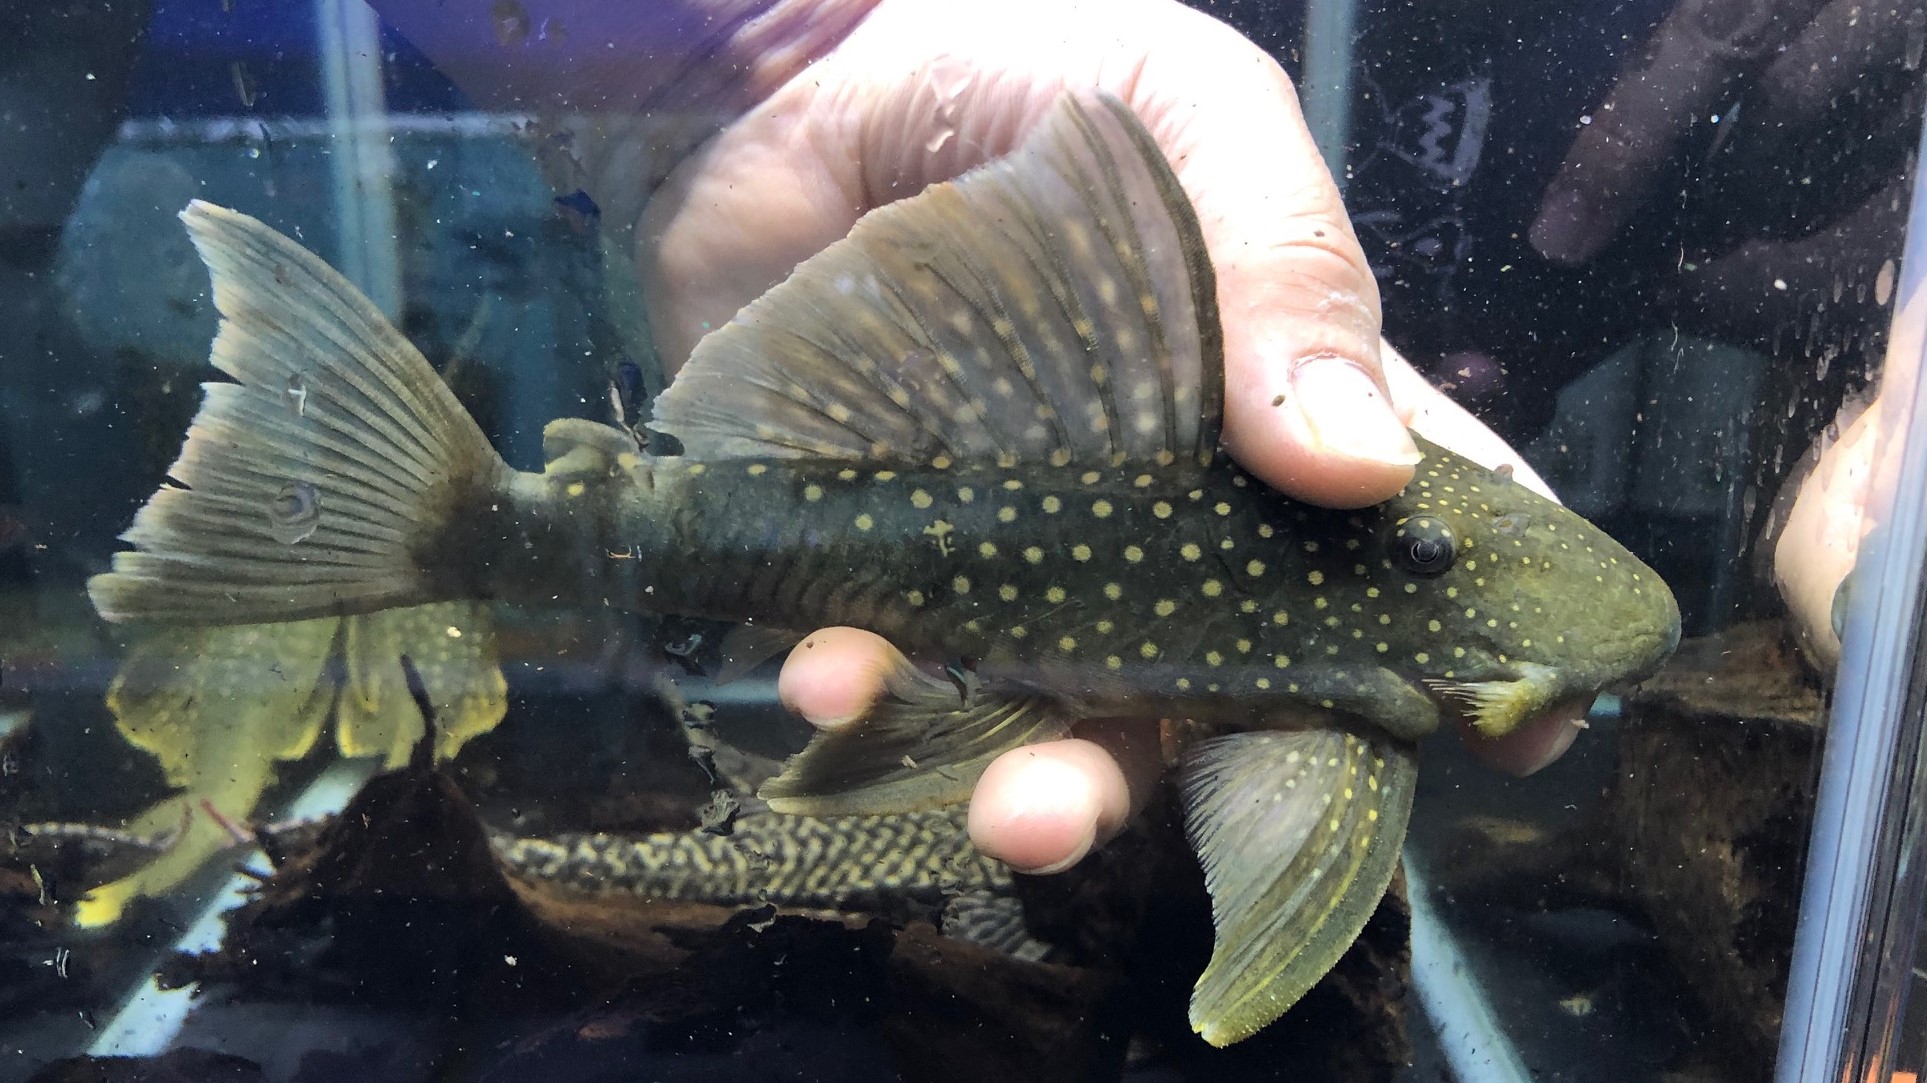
(911, 489, 932, 509)
(875, 470, 896, 481)
(1046, 586, 1067, 604)
(999, 584, 1018, 601)
(1272, 610, 1290, 626)
(1134, 474, 1153, 488)
(1206, 651, 1224, 666)
(1072, 544, 1092, 562)
(1124, 545, 1144, 563)
(1181, 543, 1202, 561)
(906, 590, 926, 607)
(1258, 524, 1274, 538)
(748, 463, 769, 476)
(1024, 546, 1044, 564)
(999, 506, 1018, 523)
(1376, 642, 1389, 653)
(1042, 495, 1062, 514)
(1201, 579, 1223, 597)
(1081, 470, 1101, 484)
(855, 513, 875, 531)
(1415, 652, 1430, 664)
(1256, 677, 1271, 689)
(804, 484, 824, 502)
(1140, 642, 1159, 659)
(978, 542, 998, 558)
(1177, 677, 1193, 690)
(1106, 655, 1123, 670)
(1235, 639, 1252, 654)
(1308, 570, 1325, 586)
(1059, 635, 1078, 651)
(1153, 501, 1173, 519)
(1246, 559, 1266, 577)
(566, 481, 586, 498)
(1103, 582, 1123, 601)
(1092, 499, 1114, 518)
(1154, 599, 1177, 617)
(952, 576, 972, 594)
(837, 468, 857, 481)
(1003, 479, 1024, 491)
(1214, 502, 1231, 516)
(931, 454, 953, 470)
(1011, 625, 1028, 639)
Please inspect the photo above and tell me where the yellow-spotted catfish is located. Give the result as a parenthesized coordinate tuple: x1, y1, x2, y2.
(87, 91, 1680, 1045)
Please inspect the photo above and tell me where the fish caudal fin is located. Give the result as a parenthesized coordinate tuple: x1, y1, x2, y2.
(1179, 729, 1418, 1047)
(760, 655, 1069, 816)
(88, 201, 507, 625)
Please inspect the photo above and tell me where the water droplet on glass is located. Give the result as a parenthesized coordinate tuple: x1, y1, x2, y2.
(268, 481, 320, 545)
(286, 373, 308, 417)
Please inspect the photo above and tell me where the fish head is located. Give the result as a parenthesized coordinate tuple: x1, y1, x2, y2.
(1366, 436, 1681, 758)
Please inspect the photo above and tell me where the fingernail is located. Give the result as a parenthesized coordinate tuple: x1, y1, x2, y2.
(1291, 359, 1422, 466)
(1530, 186, 1607, 265)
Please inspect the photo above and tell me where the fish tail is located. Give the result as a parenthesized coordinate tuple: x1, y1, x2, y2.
(88, 201, 508, 625)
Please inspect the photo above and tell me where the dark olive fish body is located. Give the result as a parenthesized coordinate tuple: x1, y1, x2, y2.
(484, 439, 1661, 746)
(87, 92, 1679, 1046)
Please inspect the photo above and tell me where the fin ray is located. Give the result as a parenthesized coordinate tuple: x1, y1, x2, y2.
(1179, 729, 1418, 1046)
(88, 201, 509, 625)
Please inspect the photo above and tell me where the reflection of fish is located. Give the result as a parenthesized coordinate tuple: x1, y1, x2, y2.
(87, 91, 1680, 1044)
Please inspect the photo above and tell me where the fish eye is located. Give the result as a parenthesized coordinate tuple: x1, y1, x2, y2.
(1390, 516, 1457, 577)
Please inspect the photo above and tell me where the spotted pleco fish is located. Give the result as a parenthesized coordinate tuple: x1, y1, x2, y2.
(86, 91, 1681, 1044)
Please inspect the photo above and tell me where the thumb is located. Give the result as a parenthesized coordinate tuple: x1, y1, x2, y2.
(1127, 25, 1420, 508)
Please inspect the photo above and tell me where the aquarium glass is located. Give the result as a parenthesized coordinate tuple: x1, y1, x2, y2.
(0, 1, 1919, 1080)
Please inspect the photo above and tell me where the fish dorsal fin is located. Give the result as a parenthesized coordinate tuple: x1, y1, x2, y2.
(650, 89, 1224, 471)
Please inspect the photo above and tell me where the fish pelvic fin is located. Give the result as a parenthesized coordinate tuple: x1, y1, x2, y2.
(1179, 728, 1418, 1047)
(760, 654, 1070, 816)
(87, 201, 509, 626)
(651, 89, 1224, 473)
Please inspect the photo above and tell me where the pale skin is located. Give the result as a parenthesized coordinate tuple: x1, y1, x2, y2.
(370, 0, 1577, 874)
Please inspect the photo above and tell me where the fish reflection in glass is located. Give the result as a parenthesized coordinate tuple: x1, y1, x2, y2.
(88, 91, 1681, 1045)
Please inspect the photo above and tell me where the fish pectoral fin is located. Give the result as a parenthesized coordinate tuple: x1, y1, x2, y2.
(759, 657, 1070, 816)
(1179, 728, 1419, 1047)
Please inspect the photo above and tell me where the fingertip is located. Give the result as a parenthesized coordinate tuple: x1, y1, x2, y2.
(776, 626, 899, 729)
(968, 739, 1130, 875)
(1225, 360, 1419, 509)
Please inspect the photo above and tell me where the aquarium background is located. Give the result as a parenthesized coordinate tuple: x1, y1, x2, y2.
(0, 0, 1917, 1080)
